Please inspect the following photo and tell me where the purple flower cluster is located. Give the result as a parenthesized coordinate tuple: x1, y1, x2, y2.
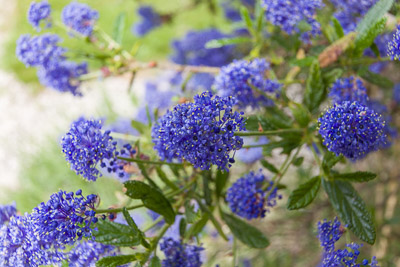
(31, 190, 98, 245)
(388, 25, 400, 61)
(160, 238, 204, 267)
(261, 0, 324, 42)
(330, 0, 378, 33)
(318, 101, 386, 161)
(226, 171, 281, 220)
(28, 0, 51, 31)
(214, 59, 281, 108)
(318, 218, 379, 266)
(152, 92, 246, 171)
(16, 34, 66, 68)
(68, 241, 118, 267)
(61, 2, 99, 37)
(329, 77, 368, 104)
(133, 5, 162, 36)
(171, 29, 235, 67)
(61, 117, 118, 181)
(0, 202, 17, 225)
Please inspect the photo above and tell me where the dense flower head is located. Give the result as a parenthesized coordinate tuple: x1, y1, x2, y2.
(133, 5, 162, 36)
(28, 0, 51, 31)
(329, 77, 368, 104)
(61, 2, 99, 36)
(38, 60, 87, 96)
(68, 241, 118, 266)
(0, 202, 17, 225)
(318, 101, 386, 161)
(61, 117, 118, 181)
(31, 190, 98, 245)
(160, 237, 204, 267)
(388, 25, 400, 61)
(318, 217, 343, 253)
(16, 34, 66, 68)
(0, 214, 64, 266)
(214, 58, 281, 108)
(103, 143, 137, 180)
(236, 137, 268, 164)
(330, 0, 377, 33)
(152, 91, 246, 171)
(226, 170, 281, 220)
(261, 0, 324, 42)
(171, 29, 235, 67)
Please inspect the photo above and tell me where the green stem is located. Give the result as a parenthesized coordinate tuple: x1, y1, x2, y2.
(118, 157, 184, 167)
(165, 177, 198, 198)
(94, 27, 132, 60)
(242, 144, 269, 149)
(143, 216, 164, 232)
(235, 129, 303, 136)
(95, 203, 144, 214)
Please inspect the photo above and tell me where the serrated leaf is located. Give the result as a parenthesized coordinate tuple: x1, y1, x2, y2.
(112, 12, 126, 44)
(322, 68, 343, 87)
(185, 201, 201, 224)
(332, 171, 377, 182)
(354, 17, 386, 56)
(304, 60, 325, 113)
(287, 176, 321, 210)
(358, 68, 394, 89)
(122, 208, 140, 231)
(93, 220, 141, 247)
(149, 256, 161, 267)
(322, 151, 343, 174)
(179, 217, 187, 239)
(216, 170, 229, 197)
(205, 37, 251, 48)
(124, 181, 175, 224)
(260, 159, 279, 173)
(322, 179, 376, 244)
(289, 102, 311, 127)
(221, 212, 269, 248)
(185, 213, 209, 239)
(356, 0, 394, 37)
(96, 255, 137, 267)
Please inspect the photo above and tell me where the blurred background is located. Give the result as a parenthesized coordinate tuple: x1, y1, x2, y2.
(1, 0, 400, 266)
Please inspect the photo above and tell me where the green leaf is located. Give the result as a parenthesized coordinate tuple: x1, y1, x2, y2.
(289, 102, 311, 127)
(185, 213, 209, 239)
(354, 17, 386, 56)
(205, 37, 251, 48)
(149, 256, 161, 267)
(221, 212, 269, 248)
(124, 181, 175, 224)
(322, 151, 343, 174)
(290, 57, 316, 67)
(240, 6, 254, 34)
(202, 171, 212, 205)
(322, 68, 343, 87)
(304, 60, 325, 113)
(131, 120, 148, 135)
(332, 171, 377, 182)
(96, 255, 137, 267)
(356, 0, 394, 36)
(322, 179, 376, 244)
(292, 156, 304, 166)
(112, 12, 126, 44)
(137, 163, 160, 189)
(287, 176, 321, 210)
(93, 220, 141, 247)
(122, 208, 140, 231)
(260, 159, 279, 174)
(185, 201, 201, 224)
(332, 17, 344, 38)
(358, 68, 394, 89)
(215, 170, 229, 197)
(155, 166, 179, 191)
(179, 217, 187, 239)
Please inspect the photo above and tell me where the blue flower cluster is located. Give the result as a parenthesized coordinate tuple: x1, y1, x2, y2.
(330, 0, 377, 33)
(160, 238, 204, 267)
(329, 77, 368, 104)
(388, 25, 400, 61)
(214, 59, 281, 108)
(68, 241, 118, 267)
(0, 202, 17, 225)
(31, 190, 98, 245)
(61, 2, 99, 37)
(16, 34, 66, 68)
(152, 92, 246, 171)
(61, 117, 118, 181)
(261, 0, 323, 42)
(226, 171, 281, 220)
(28, 0, 51, 31)
(317, 218, 379, 266)
(318, 101, 386, 161)
(133, 6, 162, 36)
(171, 29, 235, 67)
